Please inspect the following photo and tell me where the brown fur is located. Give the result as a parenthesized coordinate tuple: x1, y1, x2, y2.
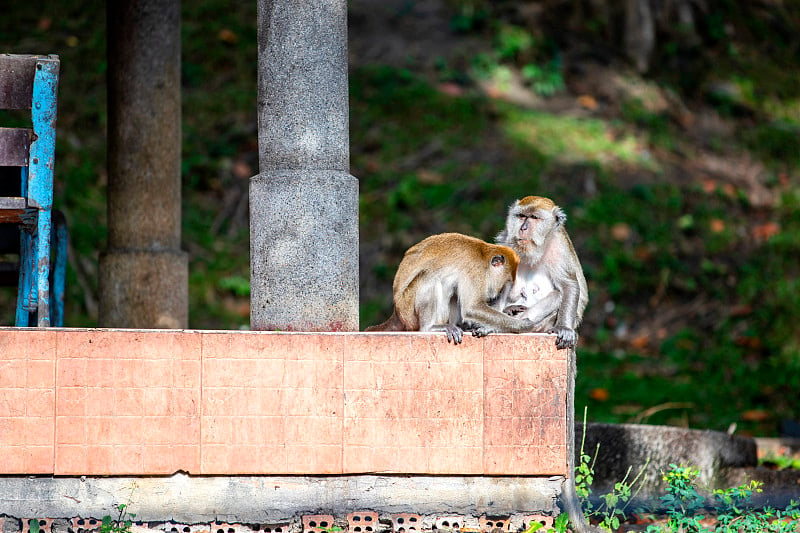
(367, 233, 535, 342)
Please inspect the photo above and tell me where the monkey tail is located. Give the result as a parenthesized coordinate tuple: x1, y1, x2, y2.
(365, 308, 406, 332)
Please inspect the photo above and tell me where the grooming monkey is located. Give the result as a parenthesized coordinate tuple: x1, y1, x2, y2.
(495, 195, 588, 350)
(366, 233, 537, 343)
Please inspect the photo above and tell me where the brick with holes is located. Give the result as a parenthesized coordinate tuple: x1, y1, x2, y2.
(72, 518, 103, 533)
(303, 515, 336, 533)
(22, 519, 52, 533)
(347, 512, 378, 533)
(434, 517, 464, 532)
(478, 517, 509, 533)
(390, 514, 422, 533)
(521, 516, 553, 532)
(210, 523, 255, 533)
(258, 524, 291, 533)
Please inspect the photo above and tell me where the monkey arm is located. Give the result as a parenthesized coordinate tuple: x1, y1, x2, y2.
(556, 275, 581, 329)
(461, 302, 537, 336)
(549, 275, 581, 349)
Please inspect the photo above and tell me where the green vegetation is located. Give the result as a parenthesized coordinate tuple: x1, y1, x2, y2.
(100, 504, 135, 533)
(642, 465, 800, 532)
(571, 420, 800, 531)
(1, 2, 799, 436)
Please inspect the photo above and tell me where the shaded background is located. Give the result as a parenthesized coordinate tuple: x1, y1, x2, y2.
(1, 0, 798, 438)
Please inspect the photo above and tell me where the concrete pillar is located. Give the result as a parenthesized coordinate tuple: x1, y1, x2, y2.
(251, 0, 359, 331)
(99, 0, 188, 328)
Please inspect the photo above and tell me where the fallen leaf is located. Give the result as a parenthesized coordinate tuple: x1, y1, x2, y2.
(218, 28, 239, 43)
(610, 222, 631, 241)
(710, 218, 725, 233)
(741, 409, 770, 422)
(735, 336, 762, 349)
(729, 304, 753, 318)
(752, 222, 780, 241)
(633, 245, 651, 260)
(630, 335, 650, 350)
(417, 169, 444, 185)
(722, 183, 737, 197)
(364, 157, 380, 173)
(589, 388, 610, 402)
(437, 82, 464, 97)
(485, 85, 504, 99)
(232, 160, 252, 179)
(577, 94, 598, 110)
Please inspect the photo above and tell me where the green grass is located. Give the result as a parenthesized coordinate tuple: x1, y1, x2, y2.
(503, 108, 653, 169)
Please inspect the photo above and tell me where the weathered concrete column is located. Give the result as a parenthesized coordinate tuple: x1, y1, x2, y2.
(99, 0, 188, 328)
(251, 0, 359, 331)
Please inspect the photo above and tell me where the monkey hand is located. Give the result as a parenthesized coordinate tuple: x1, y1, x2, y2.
(548, 326, 578, 349)
(502, 304, 528, 317)
(444, 325, 464, 344)
(471, 325, 497, 338)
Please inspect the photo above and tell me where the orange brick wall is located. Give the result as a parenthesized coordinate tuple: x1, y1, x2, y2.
(0, 329, 567, 476)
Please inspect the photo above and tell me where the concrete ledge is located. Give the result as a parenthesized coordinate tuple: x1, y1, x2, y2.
(0, 474, 562, 522)
(0, 329, 567, 477)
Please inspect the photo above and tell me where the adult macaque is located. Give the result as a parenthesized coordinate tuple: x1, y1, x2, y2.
(495, 196, 588, 350)
(497, 196, 597, 533)
(366, 233, 537, 343)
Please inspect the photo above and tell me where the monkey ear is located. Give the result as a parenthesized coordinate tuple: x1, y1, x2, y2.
(554, 207, 567, 226)
(490, 254, 506, 267)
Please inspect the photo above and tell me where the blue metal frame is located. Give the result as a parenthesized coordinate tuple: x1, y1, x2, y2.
(7, 56, 63, 327)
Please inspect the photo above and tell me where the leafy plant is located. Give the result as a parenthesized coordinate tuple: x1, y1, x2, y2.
(645, 464, 800, 532)
(760, 452, 800, 471)
(573, 408, 648, 531)
(29, 520, 42, 533)
(521, 59, 565, 97)
(219, 275, 250, 297)
(521, 514, 569, 533)
(101, 503, 135, 533)
(654, 464, 706, 531)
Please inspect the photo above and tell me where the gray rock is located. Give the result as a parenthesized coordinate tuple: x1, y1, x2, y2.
(576, 423, 756, 500)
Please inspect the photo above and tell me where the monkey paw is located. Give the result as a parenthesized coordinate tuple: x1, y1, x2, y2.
(444, 325, 464, 344)
(471, 325, 497, 338)
(502, 304, 528, 317)
(548, 326, 578, 349)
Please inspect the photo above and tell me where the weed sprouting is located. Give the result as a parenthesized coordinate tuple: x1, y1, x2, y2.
(573, 409, 648, 531)
(100, 503, 135, 533)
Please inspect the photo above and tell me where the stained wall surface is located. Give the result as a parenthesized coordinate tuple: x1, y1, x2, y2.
(0, 329, 567, 476)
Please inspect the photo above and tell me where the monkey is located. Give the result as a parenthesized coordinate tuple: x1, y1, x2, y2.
(494, 196, 588, 350)
(496, 196, 599, 533)
(366, 233, 538, 343)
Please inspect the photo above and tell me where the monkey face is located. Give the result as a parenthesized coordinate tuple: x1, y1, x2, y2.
(510, 208, 554, 248)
